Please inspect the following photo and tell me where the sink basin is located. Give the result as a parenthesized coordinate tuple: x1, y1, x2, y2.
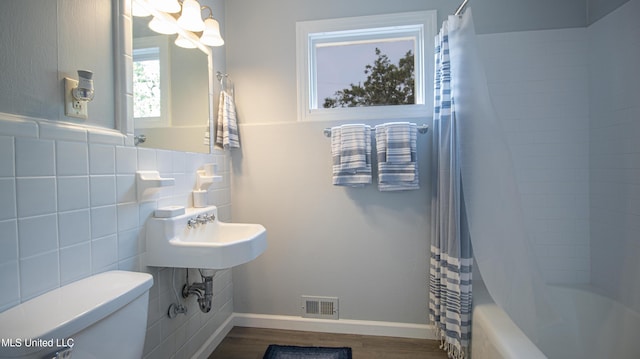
(145, 206, 266, 269)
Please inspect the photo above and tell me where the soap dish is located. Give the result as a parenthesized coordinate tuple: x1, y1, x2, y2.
(154, 206, 186, 218)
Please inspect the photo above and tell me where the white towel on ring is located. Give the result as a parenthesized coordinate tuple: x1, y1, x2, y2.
(331, 124, 372, 187)
(215, 90, 240, 149)
(375, 122, 419, 191)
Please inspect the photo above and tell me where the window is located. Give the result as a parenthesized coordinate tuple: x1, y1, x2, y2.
(133, 36, 171, 128)
(296, 11, 436, 122)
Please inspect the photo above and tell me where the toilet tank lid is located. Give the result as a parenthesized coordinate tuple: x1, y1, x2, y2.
(0, 270, 153, 355)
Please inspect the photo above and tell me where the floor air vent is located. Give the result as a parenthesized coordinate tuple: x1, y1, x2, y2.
(301, 296, 339, 320)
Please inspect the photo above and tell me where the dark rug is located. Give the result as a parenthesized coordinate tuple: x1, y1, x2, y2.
(263, 344, 352, 359)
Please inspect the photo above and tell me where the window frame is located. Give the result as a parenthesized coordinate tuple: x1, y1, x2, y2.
(296, 11, 437, 122)
(133, 35, 171, 128)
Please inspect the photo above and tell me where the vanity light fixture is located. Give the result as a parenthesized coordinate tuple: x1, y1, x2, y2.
(133, 0, 224, 48)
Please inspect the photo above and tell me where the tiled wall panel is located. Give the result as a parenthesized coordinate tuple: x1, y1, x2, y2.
(0, 117, 232, 359)
(477, 28, 591, 284)
(588, 0, 640, 313)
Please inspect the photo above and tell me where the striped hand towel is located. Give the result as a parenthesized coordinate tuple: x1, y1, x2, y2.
(375, 122, 419, 191)
(331, 124, 372, 187)
(215, 90, 240, 149)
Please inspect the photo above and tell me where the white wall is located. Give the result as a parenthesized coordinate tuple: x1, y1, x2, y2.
(224, 0, 600, 327)
(230, 122, 431, 324)
(0, 0, 115, 129)
(225, 0, 438, 325)
(0, 0, 233, 358)
(588, 0, 640, 312)
(477, 29, 591, 284)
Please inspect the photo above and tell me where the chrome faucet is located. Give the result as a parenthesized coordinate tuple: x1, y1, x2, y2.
(187, 213, 215, 229)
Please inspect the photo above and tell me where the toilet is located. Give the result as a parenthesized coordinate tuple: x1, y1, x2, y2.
(0, 270, 153, 359)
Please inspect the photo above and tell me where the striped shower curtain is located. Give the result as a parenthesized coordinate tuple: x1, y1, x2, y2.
(429, 17, 473, 359)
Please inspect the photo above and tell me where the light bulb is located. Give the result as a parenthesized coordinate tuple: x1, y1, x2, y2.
(177, 0, 205, 32)
(175, 34, 197, 49)
(200, 18, 224, 47)
(148, 16, 177, 35)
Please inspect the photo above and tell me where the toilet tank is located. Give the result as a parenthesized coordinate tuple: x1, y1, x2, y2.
(0, 270, 153, 359)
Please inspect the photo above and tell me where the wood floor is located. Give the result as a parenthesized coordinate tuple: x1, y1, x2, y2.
(208, 327, 449, 359)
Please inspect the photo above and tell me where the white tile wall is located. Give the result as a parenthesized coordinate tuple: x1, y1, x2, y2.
(0, 116, 233, 359)
(58, 210, 91, 247)
(0, 178, 16, 220)
(59, 242, 91, 284)
(89, 143, 116, 175)
(477, 28, 591, 284)
(0, 136, 15, 177)
(18, 214, 58, 258)
(0, 218, 17, 256)
(90, 176, 117, 206)
(15, 138, 55, 176)
(19, 251, 59, 300)
(57, 176, 90, 211)
(16, 177, 57, 218)
(56, 141, 89, 176)
(91, 235, 118, 271)
(116, 146, 138, 173)
(0, 260, 20, 308)
(90, 205, 118, 239)
(588, 0, 640, 312)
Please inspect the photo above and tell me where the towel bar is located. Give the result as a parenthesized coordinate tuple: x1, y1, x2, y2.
(323, 124, 429, 137)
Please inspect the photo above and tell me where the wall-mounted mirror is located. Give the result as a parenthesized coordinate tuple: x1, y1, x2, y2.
(132, 0, 213, 154)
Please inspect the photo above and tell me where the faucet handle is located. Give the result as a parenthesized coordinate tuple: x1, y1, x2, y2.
(196, 215, 208, 224)
(187, 214, 215, 228)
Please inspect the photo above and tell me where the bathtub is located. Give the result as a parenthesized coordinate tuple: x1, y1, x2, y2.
(471, 282, 640, 359)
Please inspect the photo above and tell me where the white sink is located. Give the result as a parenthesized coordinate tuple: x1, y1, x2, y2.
(145, 206, 266, 269)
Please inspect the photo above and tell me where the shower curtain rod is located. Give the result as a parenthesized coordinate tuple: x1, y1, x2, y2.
(454, 0, 469, 15)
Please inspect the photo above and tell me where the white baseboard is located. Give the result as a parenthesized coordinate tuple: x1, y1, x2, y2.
(231, 313, 436, 340)
(195, 312, 436, 358)
(193, 314, 235, 359)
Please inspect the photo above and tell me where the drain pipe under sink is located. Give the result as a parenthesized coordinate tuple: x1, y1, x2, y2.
(182, 269, 217, 313)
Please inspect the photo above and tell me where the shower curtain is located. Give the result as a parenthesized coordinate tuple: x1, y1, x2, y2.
(429, 17, 473, 359)
(434, 8, 558, 353)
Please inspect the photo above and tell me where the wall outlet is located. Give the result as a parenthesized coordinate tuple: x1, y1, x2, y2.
(64, 77, 88, 119)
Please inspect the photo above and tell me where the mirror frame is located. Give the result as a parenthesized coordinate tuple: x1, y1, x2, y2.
(114, 0, 215, 152)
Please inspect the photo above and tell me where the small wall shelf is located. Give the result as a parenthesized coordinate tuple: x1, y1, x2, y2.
(196, 164, 222, 190)
(137, 170, 175, 201)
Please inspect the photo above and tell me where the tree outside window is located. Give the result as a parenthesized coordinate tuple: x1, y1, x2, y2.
(323, 48, 414, 108)
(133, 59, 161, 118)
